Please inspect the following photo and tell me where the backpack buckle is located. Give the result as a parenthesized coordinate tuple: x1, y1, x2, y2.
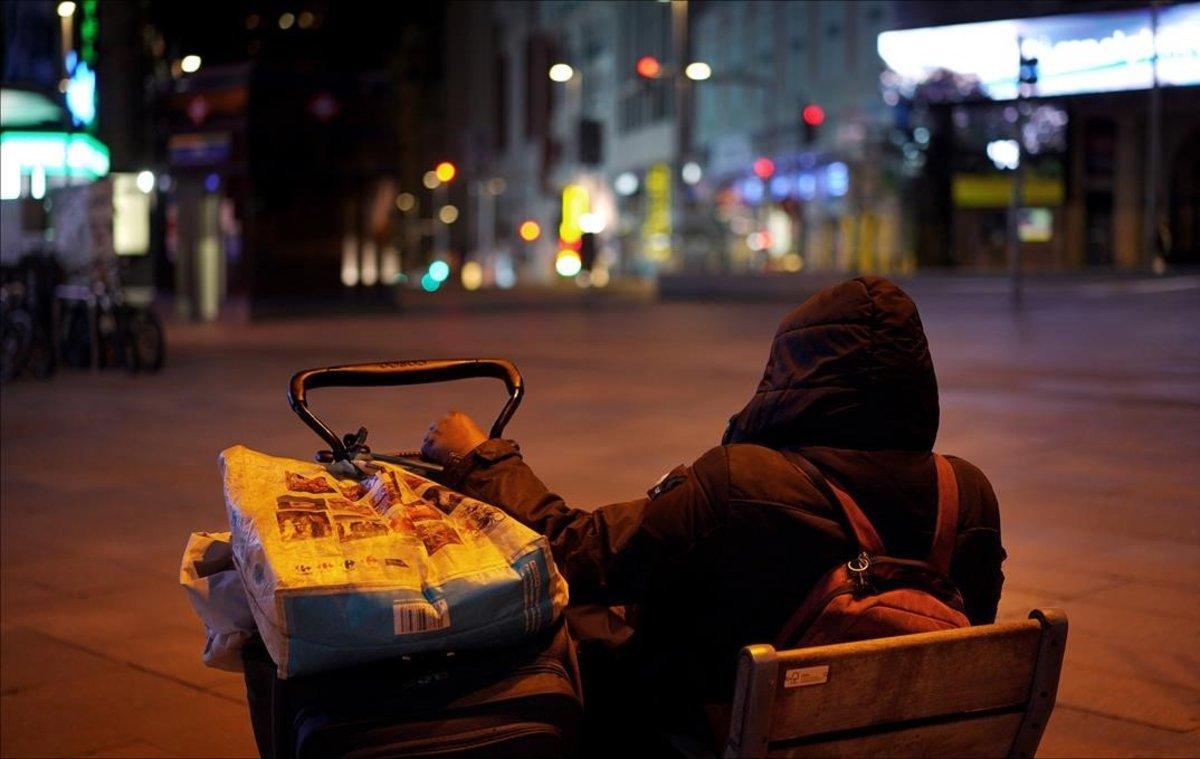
(847, 552, 873, 593)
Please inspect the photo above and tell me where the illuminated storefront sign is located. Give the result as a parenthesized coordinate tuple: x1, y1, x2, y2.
(65, 0, 100, 128)
(737, 163, 850, 205)
(0, 132, 111, 200)
(559, 184, 589, 245)
(642, 163, 672, 262)
(65, 54, 97, 127)
(952, 174, 1064, 208)
(0, 89, 64, 128)
(878, 3, 1200, 101)
(112, 173, 151, 255)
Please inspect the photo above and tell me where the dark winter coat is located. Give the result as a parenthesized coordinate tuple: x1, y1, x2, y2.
(443, 276, 1006, 703)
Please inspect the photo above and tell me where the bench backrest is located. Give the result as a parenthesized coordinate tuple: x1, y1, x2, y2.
(724, 608, 1068, 758)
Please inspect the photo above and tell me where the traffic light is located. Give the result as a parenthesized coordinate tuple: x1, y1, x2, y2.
(636, 55, 662, 79)
(802, 104, 825, 146)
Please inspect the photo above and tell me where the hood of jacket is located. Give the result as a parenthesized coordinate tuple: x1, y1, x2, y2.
(723, 276, 939, 451)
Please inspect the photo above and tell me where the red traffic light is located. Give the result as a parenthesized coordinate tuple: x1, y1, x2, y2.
(753, 157, 775, 179)
(636, 55, 662, 79)
(802, 104, 826, 127)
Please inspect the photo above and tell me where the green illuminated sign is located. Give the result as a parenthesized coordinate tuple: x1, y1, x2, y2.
(0, 131, 111, 199)
(81, 0, 98, 65)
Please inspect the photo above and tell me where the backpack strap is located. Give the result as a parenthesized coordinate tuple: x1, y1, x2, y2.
(789, 453, 960, 570)
(788, 455, 885, 556)
(929, 454, 960, 576)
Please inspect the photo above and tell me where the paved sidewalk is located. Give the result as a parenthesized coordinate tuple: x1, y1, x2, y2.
(2, 282, 1198, 756)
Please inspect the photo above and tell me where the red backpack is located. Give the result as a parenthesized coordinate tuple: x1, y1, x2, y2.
(776, 454, 970, 649)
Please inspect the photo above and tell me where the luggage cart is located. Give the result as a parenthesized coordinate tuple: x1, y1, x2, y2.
(244, 358, 581, 759)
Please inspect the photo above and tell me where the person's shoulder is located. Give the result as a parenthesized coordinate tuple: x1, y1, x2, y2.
(709, 443, 825, 503)
(940, 454, 994, 493)
(940, 453, 1001, 525)
(677, 444, 782, 499)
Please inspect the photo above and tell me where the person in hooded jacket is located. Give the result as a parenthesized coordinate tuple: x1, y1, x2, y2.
(422, 276, 1006, 746)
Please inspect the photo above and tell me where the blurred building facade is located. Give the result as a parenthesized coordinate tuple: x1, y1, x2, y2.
(148, 2, 446, 319)
(445, 0, 901, 285)
(446, 0, 1199, 286)
(888, 0, 1200, 271)
(9, 0, 1194, 320)
(2, 0, 118, 272)
(3, 1, 449, 321)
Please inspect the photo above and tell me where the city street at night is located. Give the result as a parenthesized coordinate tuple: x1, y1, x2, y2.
(2, 278, 1198, 757)
(3, 0, 1200, 755)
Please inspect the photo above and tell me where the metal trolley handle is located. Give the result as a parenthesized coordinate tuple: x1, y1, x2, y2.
(288, 358, 524, 470)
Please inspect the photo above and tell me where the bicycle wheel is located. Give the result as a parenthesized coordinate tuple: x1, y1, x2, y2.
(1, 308, 33, 382)
(129, 308, 165, 372)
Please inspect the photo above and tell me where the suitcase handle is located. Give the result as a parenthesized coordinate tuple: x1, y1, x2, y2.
(288, 359, 524, 464)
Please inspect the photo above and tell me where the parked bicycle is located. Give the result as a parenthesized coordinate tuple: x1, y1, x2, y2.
(1, 256, 57, 383)
(58, 258, 165, 373)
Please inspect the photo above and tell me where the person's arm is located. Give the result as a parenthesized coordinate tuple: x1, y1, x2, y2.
(946, 457, 1006, 625)
(423, 413, 731, 605)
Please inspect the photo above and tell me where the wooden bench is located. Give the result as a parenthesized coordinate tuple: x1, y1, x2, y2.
(723, 608, 1068, 758)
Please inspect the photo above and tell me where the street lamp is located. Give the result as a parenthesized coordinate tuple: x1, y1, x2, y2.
(181, 55, 202, 74)
(684, 62, 712, 81)
(548, 63, 575, 83)
(56, 1, 75, 17)
(135, 170, 156, 194)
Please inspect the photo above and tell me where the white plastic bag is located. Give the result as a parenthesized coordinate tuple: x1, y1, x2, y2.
(220, 445, 569, 678)
(179, 531, 257, 672)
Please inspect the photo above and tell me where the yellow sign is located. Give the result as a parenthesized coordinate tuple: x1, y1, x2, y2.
(952, 174, 1064, 209)
(642, 164, 672, 262)
(559, 184, 589, 244)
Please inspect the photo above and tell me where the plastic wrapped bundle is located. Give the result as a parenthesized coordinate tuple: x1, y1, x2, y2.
(220, 445, 569, 678)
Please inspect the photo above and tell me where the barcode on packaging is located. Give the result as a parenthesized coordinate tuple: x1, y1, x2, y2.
(393, 598, 450, 635)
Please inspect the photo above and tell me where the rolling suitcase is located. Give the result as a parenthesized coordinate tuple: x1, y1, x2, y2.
(240, 359, 582, 757)
(243, 619, 581, 758)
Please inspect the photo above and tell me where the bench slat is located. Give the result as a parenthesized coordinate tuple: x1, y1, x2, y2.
(767, 620, 1042, 741)
(771, 710, 1025, 758)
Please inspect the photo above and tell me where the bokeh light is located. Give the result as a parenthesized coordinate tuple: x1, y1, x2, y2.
(518, 220, 541, 241)
(461, 261, 483, 290)
(435, 161, 457, 183)
(555, 250, 582, 277)
(428, 260, 451, 282)
(548, 63, 574, 82)
(753, 157, 776, 179)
